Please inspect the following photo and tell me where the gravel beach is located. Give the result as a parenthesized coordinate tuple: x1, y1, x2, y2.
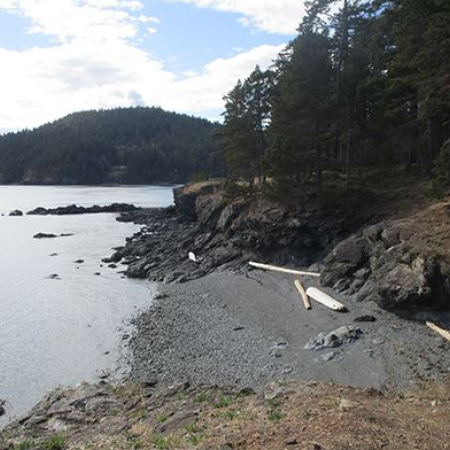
(130, 269, 450, 393)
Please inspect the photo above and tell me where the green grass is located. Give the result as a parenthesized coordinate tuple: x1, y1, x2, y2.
(267, 410, 284, 422)
(184, 424, 200, 434)
(126, 434, 143, 450)
(13, 441, 35, 450)
(186, 432, 204, 446)
(216, 410, 240, 420)
(156, 413, 169, 423)
(265, 398, 282, 409)
(153, 434, 180, 450)
(193, 392, 208, 404)
(302, 408, 312, 420)
(131, 408, 148, 420)
(43, 434, 66, 450)
(213, 396, 233, 408)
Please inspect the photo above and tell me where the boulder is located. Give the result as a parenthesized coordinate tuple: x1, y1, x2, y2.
(9, 210, 23, 216)
(322, 220, 450, 311)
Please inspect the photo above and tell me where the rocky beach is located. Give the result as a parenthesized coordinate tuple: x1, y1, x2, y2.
(2, 182, 450, 449)
(106, 183, 450, 394)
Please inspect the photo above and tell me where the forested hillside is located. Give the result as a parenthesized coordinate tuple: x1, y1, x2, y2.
(0, 107, 223, 185)
(222, 0, 450, 197)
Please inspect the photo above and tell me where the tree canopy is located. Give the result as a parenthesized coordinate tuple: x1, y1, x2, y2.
(0, 107, 223, 185)
(221, 0, 450, 197)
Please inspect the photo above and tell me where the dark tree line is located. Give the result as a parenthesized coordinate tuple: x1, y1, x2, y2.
(222, 0, 450, 197)
(0, 107, 223, 185)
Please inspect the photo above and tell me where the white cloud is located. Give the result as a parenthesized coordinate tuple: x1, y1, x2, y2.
(0, 0, 285, 131)
(166, 0, 306, 35)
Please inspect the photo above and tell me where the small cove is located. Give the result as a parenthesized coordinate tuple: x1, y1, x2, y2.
(0, 185, 173, 426)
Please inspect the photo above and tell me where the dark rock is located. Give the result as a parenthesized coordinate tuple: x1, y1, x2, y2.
(216, 202, 245, 232)
(195, 194, 224, 230)
(9, 209, 23, 216)
(33, 232, 57, 239)
(354, 315, 377, 323)
(74, 259, 85, 264)
(106, 192, 371, 287)
(140, 378, 158, 388)
(27, 203, 139, 216)
(46, 274, 60, 280)
(322, 219, 450, 312)
(173, 182, 223, 220)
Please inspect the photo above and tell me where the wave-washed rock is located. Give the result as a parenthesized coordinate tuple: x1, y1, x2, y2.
(27, 203, 140, 215)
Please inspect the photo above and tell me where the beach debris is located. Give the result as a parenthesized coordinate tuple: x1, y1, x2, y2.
(426, 321, 450, 343)
(294, 279, 311, 310)
(306, 287, 347, 312)
(249, 261, 320, 277)
(304, 326, 363, 351)
(188, 251, 197, 263)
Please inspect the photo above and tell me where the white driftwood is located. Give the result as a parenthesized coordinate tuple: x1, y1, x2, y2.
(248, 262, 320, 278)
(294, 279, 311, 310)
(306, 287, 347, 312)
(426, 321, 450, 343)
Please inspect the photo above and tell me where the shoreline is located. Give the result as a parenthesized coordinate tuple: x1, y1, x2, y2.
(2, 189, 450, 448)
(128, 269, 450, 394)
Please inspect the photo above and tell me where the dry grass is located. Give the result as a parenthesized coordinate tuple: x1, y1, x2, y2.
(5, 380, 450, 450)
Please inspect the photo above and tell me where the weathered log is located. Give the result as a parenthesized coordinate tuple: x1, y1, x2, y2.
(426, 321, 450, 342)
(249, 262, 320, 278)
(294, 279, 311, 310)
(306, 287, 347, 312)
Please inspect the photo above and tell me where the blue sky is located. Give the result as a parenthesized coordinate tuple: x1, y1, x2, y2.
(0, 0, 305, 132)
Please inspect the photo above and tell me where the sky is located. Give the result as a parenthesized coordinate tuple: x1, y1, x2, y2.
(0, 0, 307, 132)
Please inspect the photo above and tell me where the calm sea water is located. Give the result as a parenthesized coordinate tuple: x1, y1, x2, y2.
(0, 186, 174, 426)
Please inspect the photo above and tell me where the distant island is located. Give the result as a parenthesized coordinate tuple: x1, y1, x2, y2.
(0, 107, 223, 185)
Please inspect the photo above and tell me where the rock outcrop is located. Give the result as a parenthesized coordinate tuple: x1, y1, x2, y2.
(322, 219, 450, 311)
(9, 210, 23, 216)
(27, 203, 139, 215)
(110, 189, 370, 284)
